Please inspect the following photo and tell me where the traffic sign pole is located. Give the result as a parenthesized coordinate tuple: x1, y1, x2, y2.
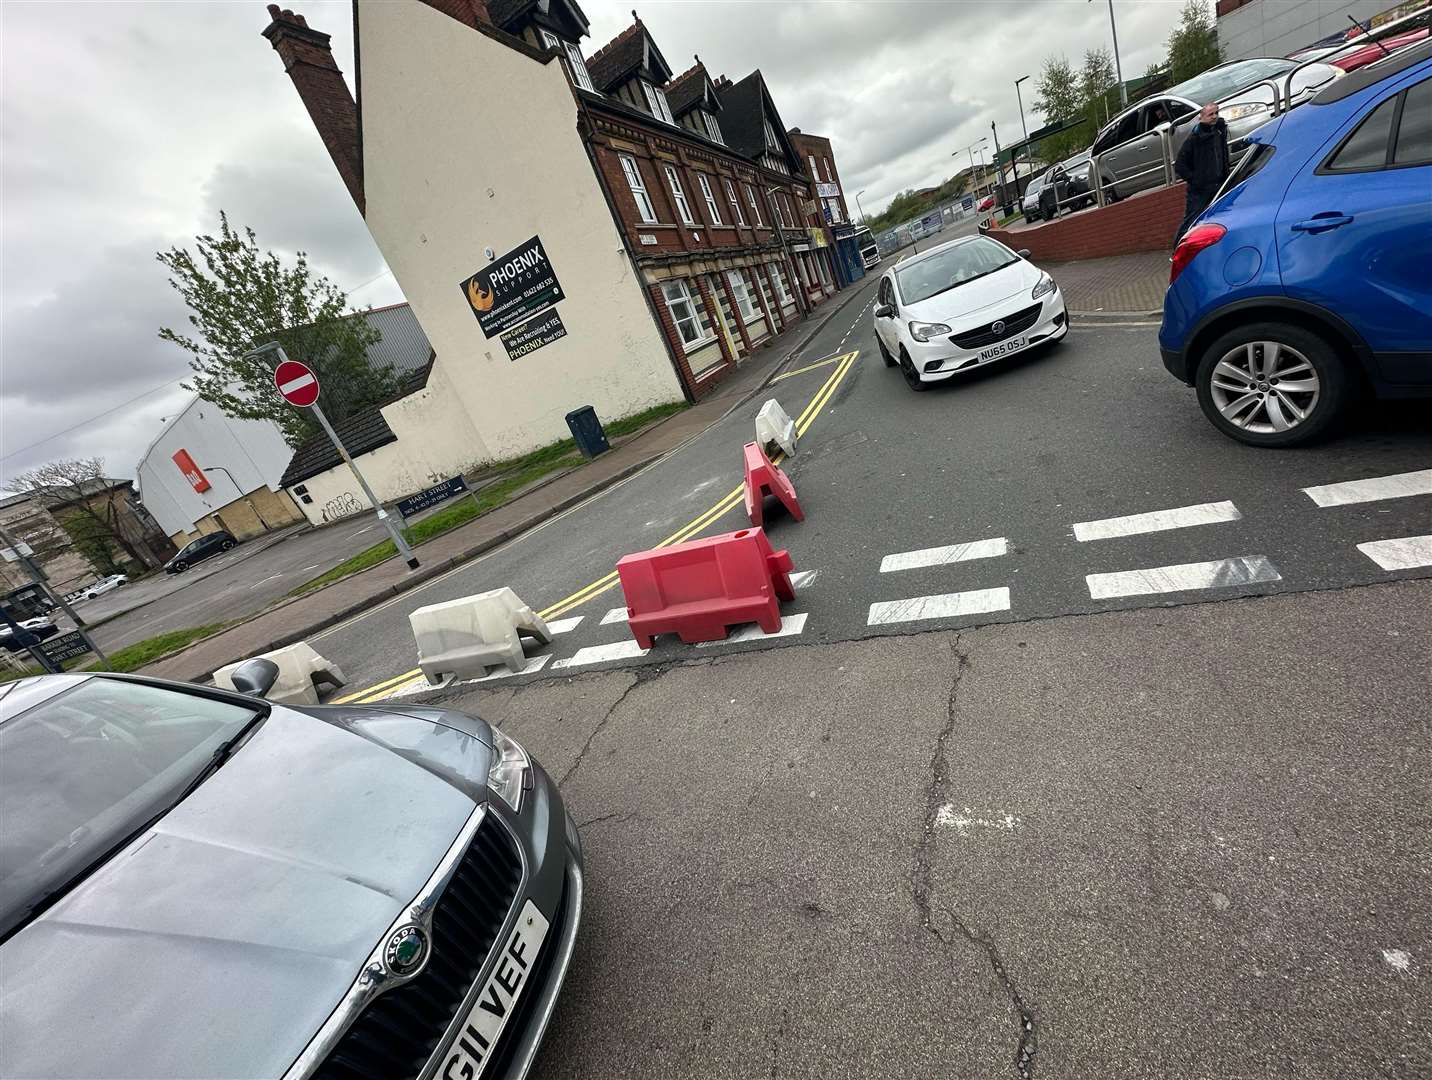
(258, 343, 419, 572)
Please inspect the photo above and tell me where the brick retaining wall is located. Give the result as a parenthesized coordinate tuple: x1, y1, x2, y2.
(990, 184, 1186, 263)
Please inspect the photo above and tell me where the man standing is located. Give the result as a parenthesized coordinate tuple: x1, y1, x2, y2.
(1173, 102, 1230, 243)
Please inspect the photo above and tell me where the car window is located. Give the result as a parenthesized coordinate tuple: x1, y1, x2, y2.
(1167, 100, 1195, 120)
(1095, 111, 1141, 152)
(893, 238, 1020, 305)
(1143, 100, 1172, 130)
(1170, 58, 1293, 106)
(0, 679, 260, 938)
(1326, 93, 1399, 170)
(1393, 78, 1432, 165)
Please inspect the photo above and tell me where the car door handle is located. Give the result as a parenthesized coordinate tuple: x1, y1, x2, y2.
(1291, 214, 1354, 233)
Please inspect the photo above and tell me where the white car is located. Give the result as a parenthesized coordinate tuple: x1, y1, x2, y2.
(873, 236, 1068, 390)
(81, 573, 127, 600)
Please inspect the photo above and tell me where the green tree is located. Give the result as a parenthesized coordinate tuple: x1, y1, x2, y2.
(1080, 47, 1119, 127)
(1167, 0, 1221, 83)
(4, 458, 144, 571)
(157, 213, 396, 449)
(1035, 55, 1082, 124)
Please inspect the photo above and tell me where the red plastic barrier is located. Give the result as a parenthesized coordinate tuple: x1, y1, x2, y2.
(743, 441, 804, 527)
(617, 528, 796, 647)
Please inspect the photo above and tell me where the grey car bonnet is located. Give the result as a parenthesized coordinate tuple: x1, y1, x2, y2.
(0, 705, 478, 1080)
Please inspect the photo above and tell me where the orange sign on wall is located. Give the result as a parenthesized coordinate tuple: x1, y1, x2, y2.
(173, 448, 211, 493)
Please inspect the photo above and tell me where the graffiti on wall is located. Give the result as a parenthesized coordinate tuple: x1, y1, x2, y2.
(320, 492, 364, 523)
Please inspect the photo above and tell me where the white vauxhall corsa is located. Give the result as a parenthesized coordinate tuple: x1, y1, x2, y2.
(873, 236, 1068, 390)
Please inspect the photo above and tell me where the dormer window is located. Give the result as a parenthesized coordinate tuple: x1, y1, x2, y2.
(763, 118, 780, 151)
(642, 81, 675, 125)
(701, 110, 724, 144)
(539, 30, 594, 93)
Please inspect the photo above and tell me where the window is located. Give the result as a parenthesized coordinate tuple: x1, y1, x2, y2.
(726, 271, 757, 321)
(565, 42, 594, 92)
(772, 263, 794, 305)
(664, 165, 696, 225)
(1326, 94, 1398, 171)
(725, 178, 747, 226)
(808, 154, 820, 181)
(620, 154, 657, 223)
(539, 29, 559, 49)
(661, 279, 713, 351)
(745, 184, 765, 227)
(1393, 78, 1432, 166)
(642, 81, 675, 124)
(703, 111, 724, 144)
(764, 117, 780, 150)
(697, 174, 723, 225)
(822, 155, 834, 182)
(777, 193, 794, 229)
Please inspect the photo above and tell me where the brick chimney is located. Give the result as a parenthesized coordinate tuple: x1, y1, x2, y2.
(262, 5, 364, 215)
(415, 0, 492, 28)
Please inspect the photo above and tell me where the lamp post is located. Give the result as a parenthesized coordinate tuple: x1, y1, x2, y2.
(855, 189, 868, 224)
(1091, 0, 1127, 108)
(953, 137, 988, 199)
(1014, 75, 1032, 183)
(200, 464, 273, 532)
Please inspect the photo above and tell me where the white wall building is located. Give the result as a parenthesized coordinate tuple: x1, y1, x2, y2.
(1217, 0, 1405, 60)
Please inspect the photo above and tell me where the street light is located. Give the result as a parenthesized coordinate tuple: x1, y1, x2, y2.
(952, 136, 988, 198)
(855, 189, 868, 224)
(1090, 0, 1128, 108)
(199, 464, 274, 532)
(1014, 75, 1031, 183)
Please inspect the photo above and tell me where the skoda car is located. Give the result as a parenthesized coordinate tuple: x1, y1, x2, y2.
(873, 235, 1067, 391)
(0, 670, 583, 1079)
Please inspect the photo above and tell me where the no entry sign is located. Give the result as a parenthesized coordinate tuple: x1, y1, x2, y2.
(274, 359, 320, 407)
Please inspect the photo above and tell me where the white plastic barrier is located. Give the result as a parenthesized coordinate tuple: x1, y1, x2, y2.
(409, 587, 552, 685)
(755, 398, 797, 458)
(214, 641, 347, 706)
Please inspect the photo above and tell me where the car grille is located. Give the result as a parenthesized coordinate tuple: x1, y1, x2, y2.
(950, 303, 1044, 350)
(315, 814, 523, 1080)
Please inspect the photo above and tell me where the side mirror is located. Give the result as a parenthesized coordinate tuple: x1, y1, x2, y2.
(874, 303, 894, 319)
(1017, 249, 1032, 258)
(230, 657, 280, 698)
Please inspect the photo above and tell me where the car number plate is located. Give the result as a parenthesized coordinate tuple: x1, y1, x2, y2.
(438, 899, 550, 1078)
(977, 336, 1026, 362)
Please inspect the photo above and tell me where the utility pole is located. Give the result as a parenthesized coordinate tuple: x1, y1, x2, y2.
(990, 121, 1011, 214)
(1092, 0, 1128, 108)
(855, 189, 868, 224)
(1014, 75, 1032, 184)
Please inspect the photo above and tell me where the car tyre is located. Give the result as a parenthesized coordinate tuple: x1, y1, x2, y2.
(220, 540, 235, 551)
(899, 349, 930, 393)
(878, 336, 897, 367)
(172, 561, 188, 573)
(1194, 321, 1348, 447)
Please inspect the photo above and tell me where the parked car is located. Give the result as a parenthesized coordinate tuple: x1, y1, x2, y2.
(163, 529, 236, 573)
(1329, 26, 1429, 72)
(0, 668, 583, 1078)
(1021, 169, 1051, 222)
(80, 573, 127, 600)
(1038, 150, 1117, 217)
(0, 615, 59, 653)
(873, 235, 1067, 391)
(976, 193, 995, 212)
(1090, 57, 1345, 198)
(1159, 40, 1432, 446)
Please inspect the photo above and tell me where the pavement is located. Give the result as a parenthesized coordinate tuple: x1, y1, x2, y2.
(1044, 249, 1170, 314)
(442, 579, 1431, 1079)
(137, 279, 875, 683)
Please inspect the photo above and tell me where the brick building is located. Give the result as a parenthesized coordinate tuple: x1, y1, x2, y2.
(263, 0, 850, 485)
(786, 128, 865, 287)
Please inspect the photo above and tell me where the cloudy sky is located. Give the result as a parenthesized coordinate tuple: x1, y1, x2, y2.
(0, 0, 1192, 486)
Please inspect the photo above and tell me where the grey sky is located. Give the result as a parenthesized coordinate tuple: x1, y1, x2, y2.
(1, 0, 1193, 485)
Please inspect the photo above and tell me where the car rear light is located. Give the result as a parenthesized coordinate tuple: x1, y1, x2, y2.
(1169, 223, 1226, 284)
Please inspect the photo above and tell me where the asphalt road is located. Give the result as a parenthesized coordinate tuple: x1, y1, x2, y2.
(86, 514, 385, 653)
(440, 579, 1431, 1079)
(311, 265, 1431, 701)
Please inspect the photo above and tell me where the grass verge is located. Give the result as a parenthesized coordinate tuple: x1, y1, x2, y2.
(287, 401, 688, 598)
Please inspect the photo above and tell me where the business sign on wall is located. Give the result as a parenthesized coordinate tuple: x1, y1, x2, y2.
(815, 182, 840, 199)
(172, 448, 211, 493)
(501, 310, 568, 361)
(460, 235, 564, 339)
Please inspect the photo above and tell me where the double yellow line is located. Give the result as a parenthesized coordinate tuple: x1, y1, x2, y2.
(335, 349, 860, 704)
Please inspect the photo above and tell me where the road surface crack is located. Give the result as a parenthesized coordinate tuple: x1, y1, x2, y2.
(558, 672, 640, 789)
(911, 635, 1037, 1079)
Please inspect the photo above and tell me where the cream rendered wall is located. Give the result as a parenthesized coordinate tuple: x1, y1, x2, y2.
(357, 1, 685, 461)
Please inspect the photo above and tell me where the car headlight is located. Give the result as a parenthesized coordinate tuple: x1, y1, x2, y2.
(1031, 273, 1056, 300)
(1220, 102, 1269, 124)
(487, 725, 531, 812)
(908, 320, 951, 342)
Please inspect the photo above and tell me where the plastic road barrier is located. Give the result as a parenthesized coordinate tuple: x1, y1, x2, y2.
(617, 528, 795, 647)
(214, 641, 346, 706)
(409, 587, 552, 684)
(742, 441, 804, 527)
(755, 398, 797, 458)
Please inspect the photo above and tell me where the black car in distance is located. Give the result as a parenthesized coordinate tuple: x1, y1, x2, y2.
(164, 529, 237, 574)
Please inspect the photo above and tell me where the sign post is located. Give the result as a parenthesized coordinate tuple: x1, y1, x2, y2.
(266, 346, 420, 571)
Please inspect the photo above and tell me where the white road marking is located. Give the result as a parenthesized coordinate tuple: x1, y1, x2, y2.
(300, 564, 322, 572)
(880, 537, 1008, 573)
(600, 606, 628, 625)
(1381, 948, 1412, 973)
(551, 640, 649, 669)
(696, 613, 808, 646)
(546, 616, 584, 634)
(1356, 535, 1432, 572)
(1072, 500, 1241, 542)
(789, 569, 820, 590)
(1302, 469, 1432, 507)
(935, 804, 1022, 834)
(867, 586, 1011, 626)
(1086, 555, 1280, 599)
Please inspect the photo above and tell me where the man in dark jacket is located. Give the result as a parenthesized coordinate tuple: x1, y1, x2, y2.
(1173, 102, 1231, 243)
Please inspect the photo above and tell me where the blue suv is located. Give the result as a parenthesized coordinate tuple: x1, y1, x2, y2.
(1160, 40, 1432, 446)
